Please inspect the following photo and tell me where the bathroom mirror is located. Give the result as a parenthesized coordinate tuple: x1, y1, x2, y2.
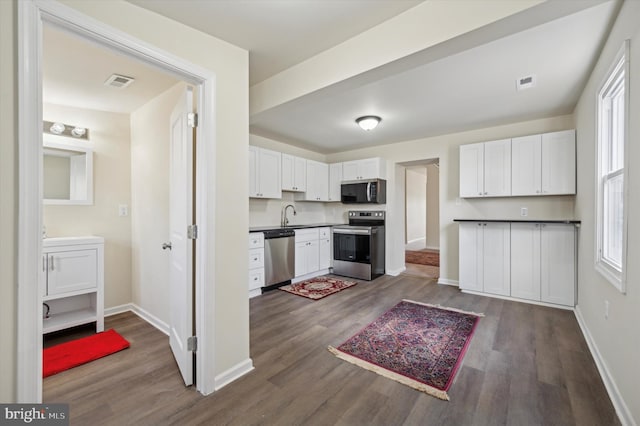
(43, 135, 93, 205)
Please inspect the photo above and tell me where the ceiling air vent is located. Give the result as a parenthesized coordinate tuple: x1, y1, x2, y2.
(516, 74, 536, 91)
(104, 74, 135, 89)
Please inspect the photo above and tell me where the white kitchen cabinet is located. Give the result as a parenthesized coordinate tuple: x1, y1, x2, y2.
(42, 236, 104, 334)
(342, 157, 385, 181)
(458, 222, 510, 296)
(460, 139, 511, 198)
(248, 232, 265, 298)
(295, 228, 321, 277)
(319, 227, 331, 270)
(296, 160, 328, 201)
(511, 223, 575, 306)
(512, 130, 575, 196)
(249, 146, 281, 199)
(540, 224, 576, 306)
(328, 163, 343, 202)
(281, 153, 307, 192)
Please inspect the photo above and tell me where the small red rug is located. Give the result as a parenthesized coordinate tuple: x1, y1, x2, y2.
(43, 329, 130, 378)
(329, 300, 482, 400)
(279, 276, 357, 300)
(405, 250, 440, 266)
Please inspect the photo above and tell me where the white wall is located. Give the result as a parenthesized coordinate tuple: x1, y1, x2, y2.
(43, 103, 132, 310)
(52, 0, 250, 385)
(405, 167, 427, 245)
(130, 82, 187, 326)
(0, 0, 16, 402)
(426, 163, 440, 249)
(573, 1, 640, 424)
(327, 114, 575, 279)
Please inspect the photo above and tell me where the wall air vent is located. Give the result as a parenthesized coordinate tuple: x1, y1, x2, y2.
(104, 74, 135, 89)
(516, 74, 537, 91)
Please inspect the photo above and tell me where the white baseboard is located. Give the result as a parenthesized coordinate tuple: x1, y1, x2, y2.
(425, 246, 440, 251)
(214, 358, 254, 391)
(437, 278, 458, 286)
(459, 290, 574, 311)
(292, 268, 331, 284)
(386, 266, 406, 276)
(105, 303, 170, 336)
(574, 306, 635, 426)
(406, 237, 426, 245)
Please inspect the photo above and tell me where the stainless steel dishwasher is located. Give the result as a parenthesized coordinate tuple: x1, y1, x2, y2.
(263, 228, 295, 288)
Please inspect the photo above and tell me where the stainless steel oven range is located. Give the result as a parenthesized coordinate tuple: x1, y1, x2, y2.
(332, 210, 385, 280)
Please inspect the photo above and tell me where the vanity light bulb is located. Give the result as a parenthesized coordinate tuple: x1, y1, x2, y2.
(71, 127, 86, 137)
(49, 122, 65, 135)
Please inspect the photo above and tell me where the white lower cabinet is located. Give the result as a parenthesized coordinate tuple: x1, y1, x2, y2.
(460, 221, 576, 307)
(42, 236, 104, 334)
(511, 223, 575, 306)
(459, 222, 510, 296)
(248, 232, 265, 298)
(294, 227, 331, 278)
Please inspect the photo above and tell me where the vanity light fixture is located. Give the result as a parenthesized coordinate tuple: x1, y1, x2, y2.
(43, 120, 89, 140)
(356, 115, 381, 131)
(71, 127, 86, 138)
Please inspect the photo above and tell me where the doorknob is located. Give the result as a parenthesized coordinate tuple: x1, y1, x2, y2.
(162, 242, 172, 250)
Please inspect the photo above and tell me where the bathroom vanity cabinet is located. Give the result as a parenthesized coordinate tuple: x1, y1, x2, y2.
(42, 236, 104, 334)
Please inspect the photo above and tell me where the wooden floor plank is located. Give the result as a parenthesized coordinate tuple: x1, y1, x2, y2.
(44, 276, 619, 425)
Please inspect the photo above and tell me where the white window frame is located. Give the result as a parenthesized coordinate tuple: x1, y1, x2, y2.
(595, 40, 630, 293)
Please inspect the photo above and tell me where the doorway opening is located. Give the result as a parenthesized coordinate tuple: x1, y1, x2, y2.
(401, 159, 439, 280)
(18, 0, 216, 402)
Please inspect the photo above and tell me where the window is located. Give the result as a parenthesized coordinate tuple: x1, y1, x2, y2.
(596, 40, 629, 293)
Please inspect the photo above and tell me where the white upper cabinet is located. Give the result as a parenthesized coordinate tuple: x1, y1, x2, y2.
(328, 163, 343, 202)
(512, 130, 575, 196)
(281, 153, 307, 192)
(249, 146, 281, 199)
(460, 139, 511, 197)
(296, 160, 329, 202)
(342, 157, 385, 180)
(541, 130, 576, 195)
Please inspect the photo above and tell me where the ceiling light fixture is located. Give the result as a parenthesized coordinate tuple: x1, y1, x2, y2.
(356, 115, 381, 131)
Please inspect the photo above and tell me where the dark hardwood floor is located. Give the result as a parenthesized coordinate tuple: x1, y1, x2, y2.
(44, 275, 619, 425)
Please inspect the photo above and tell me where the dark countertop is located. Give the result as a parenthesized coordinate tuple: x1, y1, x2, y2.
(249, 223, 347, 232)
(454, 219, 581, 224)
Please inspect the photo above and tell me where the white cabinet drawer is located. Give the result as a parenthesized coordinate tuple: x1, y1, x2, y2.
(295, 228, 320, 243)
(249, 232, 264, 249)
(249, 248, 264, 269)
(318, 227, 331, 239)
(249, 269, 264, 290)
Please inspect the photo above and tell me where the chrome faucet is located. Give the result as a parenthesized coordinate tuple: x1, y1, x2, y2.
(281, 204, 297, 227)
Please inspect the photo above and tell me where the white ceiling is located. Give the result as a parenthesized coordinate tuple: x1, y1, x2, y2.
(43, 25, 180, 114)
(43, 1, 620, 154)
(126, 0, 423, 85)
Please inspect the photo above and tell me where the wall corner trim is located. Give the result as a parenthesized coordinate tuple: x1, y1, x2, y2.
(437, 278, 459, 287)
(213, 359, 254, 393)
(574, 305, 636, 426)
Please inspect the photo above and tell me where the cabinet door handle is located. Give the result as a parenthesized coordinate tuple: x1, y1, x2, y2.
(49, 255, 54, 271)
(42, 255, 47, 272)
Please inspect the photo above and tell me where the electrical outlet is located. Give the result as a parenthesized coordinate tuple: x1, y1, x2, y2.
(520, 207, 528, 217)
(118, 204, 129, 217)
(605, 300, 609, 319)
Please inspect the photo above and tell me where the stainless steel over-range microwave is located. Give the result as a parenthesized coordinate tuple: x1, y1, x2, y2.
(341, 179, 386, 204)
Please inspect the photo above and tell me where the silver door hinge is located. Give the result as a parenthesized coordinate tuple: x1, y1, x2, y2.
(187, 224, 198, 239)
(188, 112, 198, 128)
(187, 336, 197, 352)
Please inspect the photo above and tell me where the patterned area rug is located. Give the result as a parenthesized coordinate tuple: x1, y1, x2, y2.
(329, 300, 482, 400)
(405, 249, 440, 266)
(279, 276, 357, 300)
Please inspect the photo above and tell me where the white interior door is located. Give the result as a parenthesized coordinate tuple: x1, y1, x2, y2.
(169, 87, 195, 386)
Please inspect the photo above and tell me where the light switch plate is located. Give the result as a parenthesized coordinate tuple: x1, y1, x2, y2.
(520, 207, 528, 217)
(119, 204, 129, 217)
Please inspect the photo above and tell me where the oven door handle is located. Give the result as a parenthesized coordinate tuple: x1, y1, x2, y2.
(333, 228, 371, 235)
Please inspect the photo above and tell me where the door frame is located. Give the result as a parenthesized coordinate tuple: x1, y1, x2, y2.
(17, 0, 216, 401)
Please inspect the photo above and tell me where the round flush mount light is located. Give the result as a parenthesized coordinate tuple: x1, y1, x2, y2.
(356, 115, 381, 131)
(71, 127, 86, 137)
(49, 122, 66, 135)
